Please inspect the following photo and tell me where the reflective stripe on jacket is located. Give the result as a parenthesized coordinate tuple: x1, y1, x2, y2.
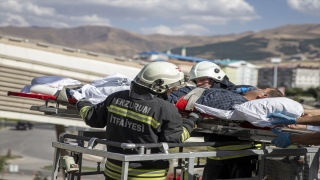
(207, 144, 261, 160)
(105, 160, 168, 180)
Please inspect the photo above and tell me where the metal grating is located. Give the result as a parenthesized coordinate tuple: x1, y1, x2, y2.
(263, 156, 309, 180)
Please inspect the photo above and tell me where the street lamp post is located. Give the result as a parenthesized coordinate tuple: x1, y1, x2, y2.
(271, 58, 282, 88)
(318, 59, 320, 102)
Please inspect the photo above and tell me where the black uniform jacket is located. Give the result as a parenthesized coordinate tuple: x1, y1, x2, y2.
(79, 84, 197, 174)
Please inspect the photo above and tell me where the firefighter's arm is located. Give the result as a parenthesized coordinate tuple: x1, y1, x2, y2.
(181, 112, 203, 141)
(76, 98, 108, 128)
(160, 110, 203, 143)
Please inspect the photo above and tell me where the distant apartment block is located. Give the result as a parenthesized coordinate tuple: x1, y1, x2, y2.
(258, 65, 320, 89)
(219, 60, 258, 87)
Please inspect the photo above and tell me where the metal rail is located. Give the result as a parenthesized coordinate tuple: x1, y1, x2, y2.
(51, 133, 320, 180)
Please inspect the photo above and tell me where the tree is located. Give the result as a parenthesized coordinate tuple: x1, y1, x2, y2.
(33, 171, 48, 180)
(285, 88, 304, 96)
(306, 87, 318, 99)
(0, 157, 8, 173)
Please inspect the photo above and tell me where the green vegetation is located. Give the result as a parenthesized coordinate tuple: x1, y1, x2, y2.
(33, 171, 48, 180)
(171, 37, 276, 60)
(285, 87, 318, 99)
(278, 38, 320, 53)
(277, 45, 299, 55)
(170, 37, 320, 61)
(0, 157, 8, 173)
(301, 38, 320, 49)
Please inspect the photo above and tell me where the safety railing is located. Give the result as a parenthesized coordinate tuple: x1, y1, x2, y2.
(51, 132, 320, 180)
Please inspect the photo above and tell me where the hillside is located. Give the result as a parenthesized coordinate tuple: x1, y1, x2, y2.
(171, 24, 320, 61)
(0, 24, 320, 61)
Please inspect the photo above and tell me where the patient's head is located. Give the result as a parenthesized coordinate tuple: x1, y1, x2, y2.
(243, 88, 284, 100)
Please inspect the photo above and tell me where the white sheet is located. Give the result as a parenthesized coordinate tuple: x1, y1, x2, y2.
(195, 97, 304, 128)
(20, 74, 132, 105)
(31, 76, 81, 90)
(70, 73, 132, 104)
(21, 76, 81, 93)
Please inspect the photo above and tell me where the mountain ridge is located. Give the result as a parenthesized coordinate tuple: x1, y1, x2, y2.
(0, 24, 319, 61)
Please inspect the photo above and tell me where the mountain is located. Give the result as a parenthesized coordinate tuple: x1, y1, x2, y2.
(0, 24, 320, 61)
(171, 24, 320, 61)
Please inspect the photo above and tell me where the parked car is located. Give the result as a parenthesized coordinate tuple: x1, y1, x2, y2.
(314, 101, 320, 107)
(15, 121, 33, 130)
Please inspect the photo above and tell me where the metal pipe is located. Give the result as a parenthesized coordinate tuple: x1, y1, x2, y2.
(273, 63, 278, 88)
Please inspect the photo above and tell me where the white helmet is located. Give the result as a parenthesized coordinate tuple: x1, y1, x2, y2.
(134, 62, 186, 94)
(189, 61, 226, 82)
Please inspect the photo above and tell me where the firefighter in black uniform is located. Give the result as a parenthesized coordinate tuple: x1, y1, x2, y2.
(76, 61, 203, 180)
(188, 61, 258, 180)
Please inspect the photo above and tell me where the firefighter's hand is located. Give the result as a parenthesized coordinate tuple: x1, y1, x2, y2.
(76, 98, 93, 111)
(187, 112, 203, 124)
(271, 128, 292, 148)
(267, 113, 296, 125)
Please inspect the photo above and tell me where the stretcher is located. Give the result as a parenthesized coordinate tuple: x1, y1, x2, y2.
(7, 91, 311, 143)
(8, 91, 319, 180)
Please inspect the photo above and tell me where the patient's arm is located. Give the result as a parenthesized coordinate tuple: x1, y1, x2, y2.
(296, 115, 320, 126)
(290, 132, 320, 145)
(287, 124, 307, 130)
(304, 109, 320, 116)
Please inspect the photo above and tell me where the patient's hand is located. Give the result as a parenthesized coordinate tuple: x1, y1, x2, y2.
(302, 113, 313, 117)
(287, 124, 307, 130)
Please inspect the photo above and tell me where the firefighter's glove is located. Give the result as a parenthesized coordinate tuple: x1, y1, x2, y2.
(187, 112, 203, 125)
(267, 113, 296, 125)
(76, 98, 93, 111)
(271, 128, 292, 148)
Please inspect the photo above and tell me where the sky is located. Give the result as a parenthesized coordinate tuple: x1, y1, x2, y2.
(0, 0, 319, 36)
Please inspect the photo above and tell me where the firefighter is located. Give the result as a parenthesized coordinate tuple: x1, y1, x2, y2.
(188, 61, 259, 180)
(189, 61, 237, 90)
(76, 61, 203, 180)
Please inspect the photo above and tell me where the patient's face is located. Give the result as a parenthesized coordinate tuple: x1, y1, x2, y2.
(243, 89, 267, 100)
(259, 88, 273, 94)
(195, 77, 212, 88)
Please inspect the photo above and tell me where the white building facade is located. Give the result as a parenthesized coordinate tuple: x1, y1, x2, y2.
(220, 60, 258, 86)
(294, 68, 320, 89)
(258, 65, 320, 90)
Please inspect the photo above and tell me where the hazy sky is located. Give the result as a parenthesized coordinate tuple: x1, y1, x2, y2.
(0, 0, 319, 36)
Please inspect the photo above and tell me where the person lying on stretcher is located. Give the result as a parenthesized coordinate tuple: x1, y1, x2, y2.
(168, 86, 306, 128)
(168, 86, 284, 111)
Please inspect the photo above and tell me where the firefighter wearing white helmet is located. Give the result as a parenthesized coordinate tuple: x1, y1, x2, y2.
(189, 61, 226, 81)
(76, 61, 203, 180)
(187, 61, 259, 180)
(134, 61, 186, 95)
(189, 61, 226, 88)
